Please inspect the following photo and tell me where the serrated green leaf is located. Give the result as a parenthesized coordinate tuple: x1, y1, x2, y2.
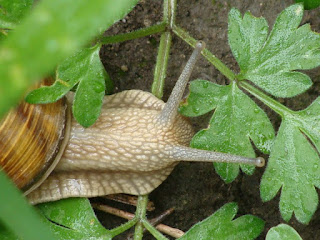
(71, 45, 107, 127)
(179, 202, 264, 240)
(229, 4, 320, 97)
(26, 44, 113, 127)
(266, 224, 302, 240)
(261, 97, 320, 224)
(0, 0, 33, 29)
(25, 79, 74, 104)
(37, 198, 111, 239)
(228, 8, 268, 72)
(180, 80, 275, 182)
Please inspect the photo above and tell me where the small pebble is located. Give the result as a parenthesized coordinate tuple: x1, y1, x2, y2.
(121, 65, 128, 72)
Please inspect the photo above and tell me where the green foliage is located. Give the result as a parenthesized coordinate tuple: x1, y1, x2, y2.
(0, 0, 33, 41)
(26, 44, 113, 127)
(266, 224, 302, 240)
(260, 97, 320, 224)
(0, 0, 33, 29)
(0, 197, 112, 239)
(179, 202, 264, 240)
(295, 0, 320, 9)
(0, 0, 139, 119)
(181, 2, 320, 225)
(0, 171, 56, 240)
(180, 80, 274, 182)
(229, 4, 320, 97)
(37, 198, 112, 239)
(227, 2, 320, 225)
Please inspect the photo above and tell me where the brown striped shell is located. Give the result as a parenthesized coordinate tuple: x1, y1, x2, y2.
(0, 81, 70, 194)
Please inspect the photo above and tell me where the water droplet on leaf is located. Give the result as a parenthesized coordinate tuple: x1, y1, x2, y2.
(202, 81, 209, 88)
(193, 106, 200, 114)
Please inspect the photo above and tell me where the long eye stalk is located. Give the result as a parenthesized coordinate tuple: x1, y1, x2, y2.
(157, 41, 206, 126)
(167, 145, 265, 167)
(158, 40, 265, 167)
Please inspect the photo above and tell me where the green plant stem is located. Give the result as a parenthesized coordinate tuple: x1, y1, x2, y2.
(142, 219, 169, 240)
(172, 24, 236, 81)
(239, 81, 293, 117)
(152, 31, 172, 98)
(99, 22, 167, 45)
(109, 218, 138, 238)
(164, 0, 177, 27)
(163, 0, 169, 23)
(133, 195, 149, 240)
(151, 0, 176, 98)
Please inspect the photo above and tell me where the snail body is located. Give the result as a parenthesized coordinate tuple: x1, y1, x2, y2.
(0, 42, 264, 204)
(28, 90, 193, 204)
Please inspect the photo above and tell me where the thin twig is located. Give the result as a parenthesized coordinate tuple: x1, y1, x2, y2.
(93, 203, 135, 219)
(104, 194, 155, 211)
(149, 208, 174, 226)
(156, 223, 184, 238)
(93, 203, 184, 238)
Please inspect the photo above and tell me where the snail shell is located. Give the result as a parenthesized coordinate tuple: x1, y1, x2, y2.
(0, 80, 70, 195)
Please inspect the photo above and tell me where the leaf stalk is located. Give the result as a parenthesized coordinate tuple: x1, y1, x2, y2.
(133, 195, 149, 240)
(152, 31, 172, 98)
(172, 25, 236, 81)
(99, 22, 167, 45)
(110, 218, 138, 237)
(239, 81, 294, 117)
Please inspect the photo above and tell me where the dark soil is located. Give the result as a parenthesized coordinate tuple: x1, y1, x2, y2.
(96, 0, 320, 239)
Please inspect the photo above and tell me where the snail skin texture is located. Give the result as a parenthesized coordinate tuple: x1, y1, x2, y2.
(0, 42, 264, 204)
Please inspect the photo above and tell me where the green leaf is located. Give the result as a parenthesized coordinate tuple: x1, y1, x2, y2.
(228, 8, 269, 72)
(0, 29, 9, 42)
(179, 202, 264, 240)
(0, 171, 56, 240)
(37, 198, 112, 239)
(261, 97, 320, 224)
(295, 0, 320, 10)
(0, 0, 33, 29)
(0, 0, 139, 119)
(228, 4, 320, 97)
(26, 44, 113, 127)
(0, 223, 17, 240)
(180, 80, 275, 182)
(266, 224, 302, 240)
(72, 46, 107, 127)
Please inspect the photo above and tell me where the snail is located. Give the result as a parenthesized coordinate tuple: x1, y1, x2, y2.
(0, 42, 264, 205)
